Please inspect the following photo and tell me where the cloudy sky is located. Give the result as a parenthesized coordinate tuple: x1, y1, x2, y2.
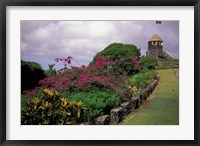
(21, 20, 179, 70)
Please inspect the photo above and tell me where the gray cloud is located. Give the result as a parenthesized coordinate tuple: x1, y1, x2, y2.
(21, 20, 179, 70)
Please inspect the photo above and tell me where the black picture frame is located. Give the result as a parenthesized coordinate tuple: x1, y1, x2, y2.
(0, 0, 199, 146)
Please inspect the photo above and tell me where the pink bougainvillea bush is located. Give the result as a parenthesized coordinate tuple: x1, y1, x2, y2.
(25, 55, 141, 99)
(22, 55, 144, 123)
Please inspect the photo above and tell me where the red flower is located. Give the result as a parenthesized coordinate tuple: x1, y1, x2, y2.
(67, 56, 73, 60)
(109, 60, 116, 65)
(39, 79, 46, 85)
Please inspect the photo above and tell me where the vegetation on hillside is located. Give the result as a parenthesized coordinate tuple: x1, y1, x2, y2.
(21, 42, 178, 125)
(21, 60, 46, 93)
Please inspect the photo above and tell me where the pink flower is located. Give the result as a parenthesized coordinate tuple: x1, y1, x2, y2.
(39, 79, 46, 85)
(96, 56, 106, 62)
(108, 60, 116, 65)
(67, 56, 73, 60)
(55, 58, 59, 62)
(129, 56, 142, 72)
(95, 56, 106, 68)
(71, 66, 80, 70)
(67, 60, 71, 64)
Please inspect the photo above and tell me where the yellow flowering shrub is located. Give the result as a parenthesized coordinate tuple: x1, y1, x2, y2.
(21, 88, 84, 125)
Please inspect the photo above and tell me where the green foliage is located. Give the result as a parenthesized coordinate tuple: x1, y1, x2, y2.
(156, 58, 179, 69)
(45, 64, 57, 77)
(129, 70, 157, 92)
(139, 58, 157, 70)
(21, 88, 84, 125)
(66, 90, 121, 121)
(93, 43, 141, 61)
(92, 43, 141, 76)
(21, 60, 46, 93)
(114, 58, 139, 76)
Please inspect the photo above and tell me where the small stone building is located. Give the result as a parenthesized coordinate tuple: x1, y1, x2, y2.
(146, 34, 173, 59)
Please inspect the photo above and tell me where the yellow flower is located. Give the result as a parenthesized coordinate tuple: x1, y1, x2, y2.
(45, 101, 49, 108)
(34, 105, 37, 110)
(55, 91, 59, 96)
(43, 88, 49, 93)
(32, 97, 39, 105)
(76, 101, 83, 109)
(43, 88, 54, 97)
(60, 97, 68, 107)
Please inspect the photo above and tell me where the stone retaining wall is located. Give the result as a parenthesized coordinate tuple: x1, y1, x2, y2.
(94, 75, 160, 125)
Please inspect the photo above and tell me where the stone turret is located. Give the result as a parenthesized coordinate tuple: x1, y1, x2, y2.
(146, 34, 173, 59)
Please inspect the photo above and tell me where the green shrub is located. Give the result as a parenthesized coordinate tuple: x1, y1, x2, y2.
(139, 58, 157, 70)
(66, 89, 121, 121)
(21, 88, 84, 125)
(21, 60, 46, 93)
(45, 64, 57, 77)
(129, 70, 157, 93)
(156, 58, 179, 69)
(92, 43, 141, 76)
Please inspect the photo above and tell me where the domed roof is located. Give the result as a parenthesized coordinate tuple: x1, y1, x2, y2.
(148, 34, 163, 42)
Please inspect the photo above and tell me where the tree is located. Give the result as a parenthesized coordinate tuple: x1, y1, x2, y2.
(21, 60, 46, 93)
(92, 43, 141, 76)
(45, 64, 57, 77)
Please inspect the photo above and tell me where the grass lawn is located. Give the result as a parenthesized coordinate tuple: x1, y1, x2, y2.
(121, 69, 179, 125)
